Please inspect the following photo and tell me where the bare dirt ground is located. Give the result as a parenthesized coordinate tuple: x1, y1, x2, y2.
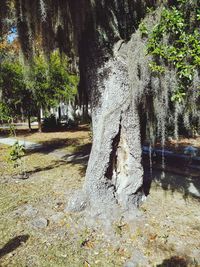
(0, 126, 200, 266)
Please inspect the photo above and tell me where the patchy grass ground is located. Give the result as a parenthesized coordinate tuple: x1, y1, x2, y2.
(0, 127, 200, 266)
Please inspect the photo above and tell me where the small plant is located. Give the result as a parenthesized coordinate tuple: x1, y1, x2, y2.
(0, 102, 28, 177)
(171, 90, 186, 103)
(139, 22, 148, 38)
(8, 141, 26, 177)
(113, 217, 127, 237)
(79, 228, 94, 248)
(9, 141, 25, 166)
(149, 61, 165, 74)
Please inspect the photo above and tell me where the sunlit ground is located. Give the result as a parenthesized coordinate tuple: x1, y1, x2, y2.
(0, 126, 200, 266)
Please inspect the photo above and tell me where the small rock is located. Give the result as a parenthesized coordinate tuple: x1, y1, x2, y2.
(66, 190, 88, 212)
(50, 212, 64, 223)
(191, 249, 200, 263)
(22, 205, 38, 217)
(30, 217, 48, 229)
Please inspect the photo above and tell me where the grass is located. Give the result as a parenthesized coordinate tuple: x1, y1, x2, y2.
(0, 126, 200, 266)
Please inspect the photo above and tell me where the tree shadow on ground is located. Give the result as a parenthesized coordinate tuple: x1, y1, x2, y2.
(26, 138, 81, 155)
(61, 143, 91, 174)
(142, 164, 200, 201)
(56, 143, 91, 176)
(151, 168, 200, 201)
(0, 124, 89, 137)
(24, 160, 67, 177)
(14, 143, 91, 179)
(18, 145, 91, 178)
(0, 128, 38, 137)
(37, 124, 90, 133)
(62, 125, 90, 133)
(0, 235, 29, 258)
(157, 256, 190, 267)
(143, 168, 153, 196)
(24, 134, 200, 201)
(29, 140, 200, 201)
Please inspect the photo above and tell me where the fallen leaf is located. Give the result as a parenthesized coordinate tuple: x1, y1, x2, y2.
(149, 234, 157, 241)
(84, 260, 91, 267)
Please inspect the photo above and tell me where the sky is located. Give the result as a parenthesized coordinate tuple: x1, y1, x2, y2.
(7, 28, 18, 43)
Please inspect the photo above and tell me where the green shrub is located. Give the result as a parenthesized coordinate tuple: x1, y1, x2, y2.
(9, 141, 25, 168)
(42, 114, 61, 132)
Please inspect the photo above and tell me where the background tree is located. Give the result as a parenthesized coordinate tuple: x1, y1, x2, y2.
(0, 29, 34, 129)
(0, 32, 78, 132)
(30, 51, 78, 131)
(48, 50, 78, 104)
(0, 59, 28, 119)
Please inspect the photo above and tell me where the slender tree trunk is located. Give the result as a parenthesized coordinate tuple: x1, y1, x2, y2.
(21, 107, 25, 123)
(58, 105, 61, 121)
(37, 110, 42, 132)
(28, 112, 31, 132)
(82, 103, 90, 123)
(68, 41, 144, 214)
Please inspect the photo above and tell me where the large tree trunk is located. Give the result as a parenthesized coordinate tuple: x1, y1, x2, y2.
(68, 40, 144, 214)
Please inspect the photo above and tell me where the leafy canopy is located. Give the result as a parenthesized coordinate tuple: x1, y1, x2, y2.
(30, 50, 78, 109)
(141, 0, 200, 103)
(0, 46, 79, 120)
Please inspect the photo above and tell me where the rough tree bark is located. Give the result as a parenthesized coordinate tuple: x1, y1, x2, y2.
(68, 40, 144, 214)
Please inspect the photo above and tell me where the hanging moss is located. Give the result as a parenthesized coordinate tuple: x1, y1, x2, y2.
(143, 1, 200, 129)
(2, 1, 161, 58)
